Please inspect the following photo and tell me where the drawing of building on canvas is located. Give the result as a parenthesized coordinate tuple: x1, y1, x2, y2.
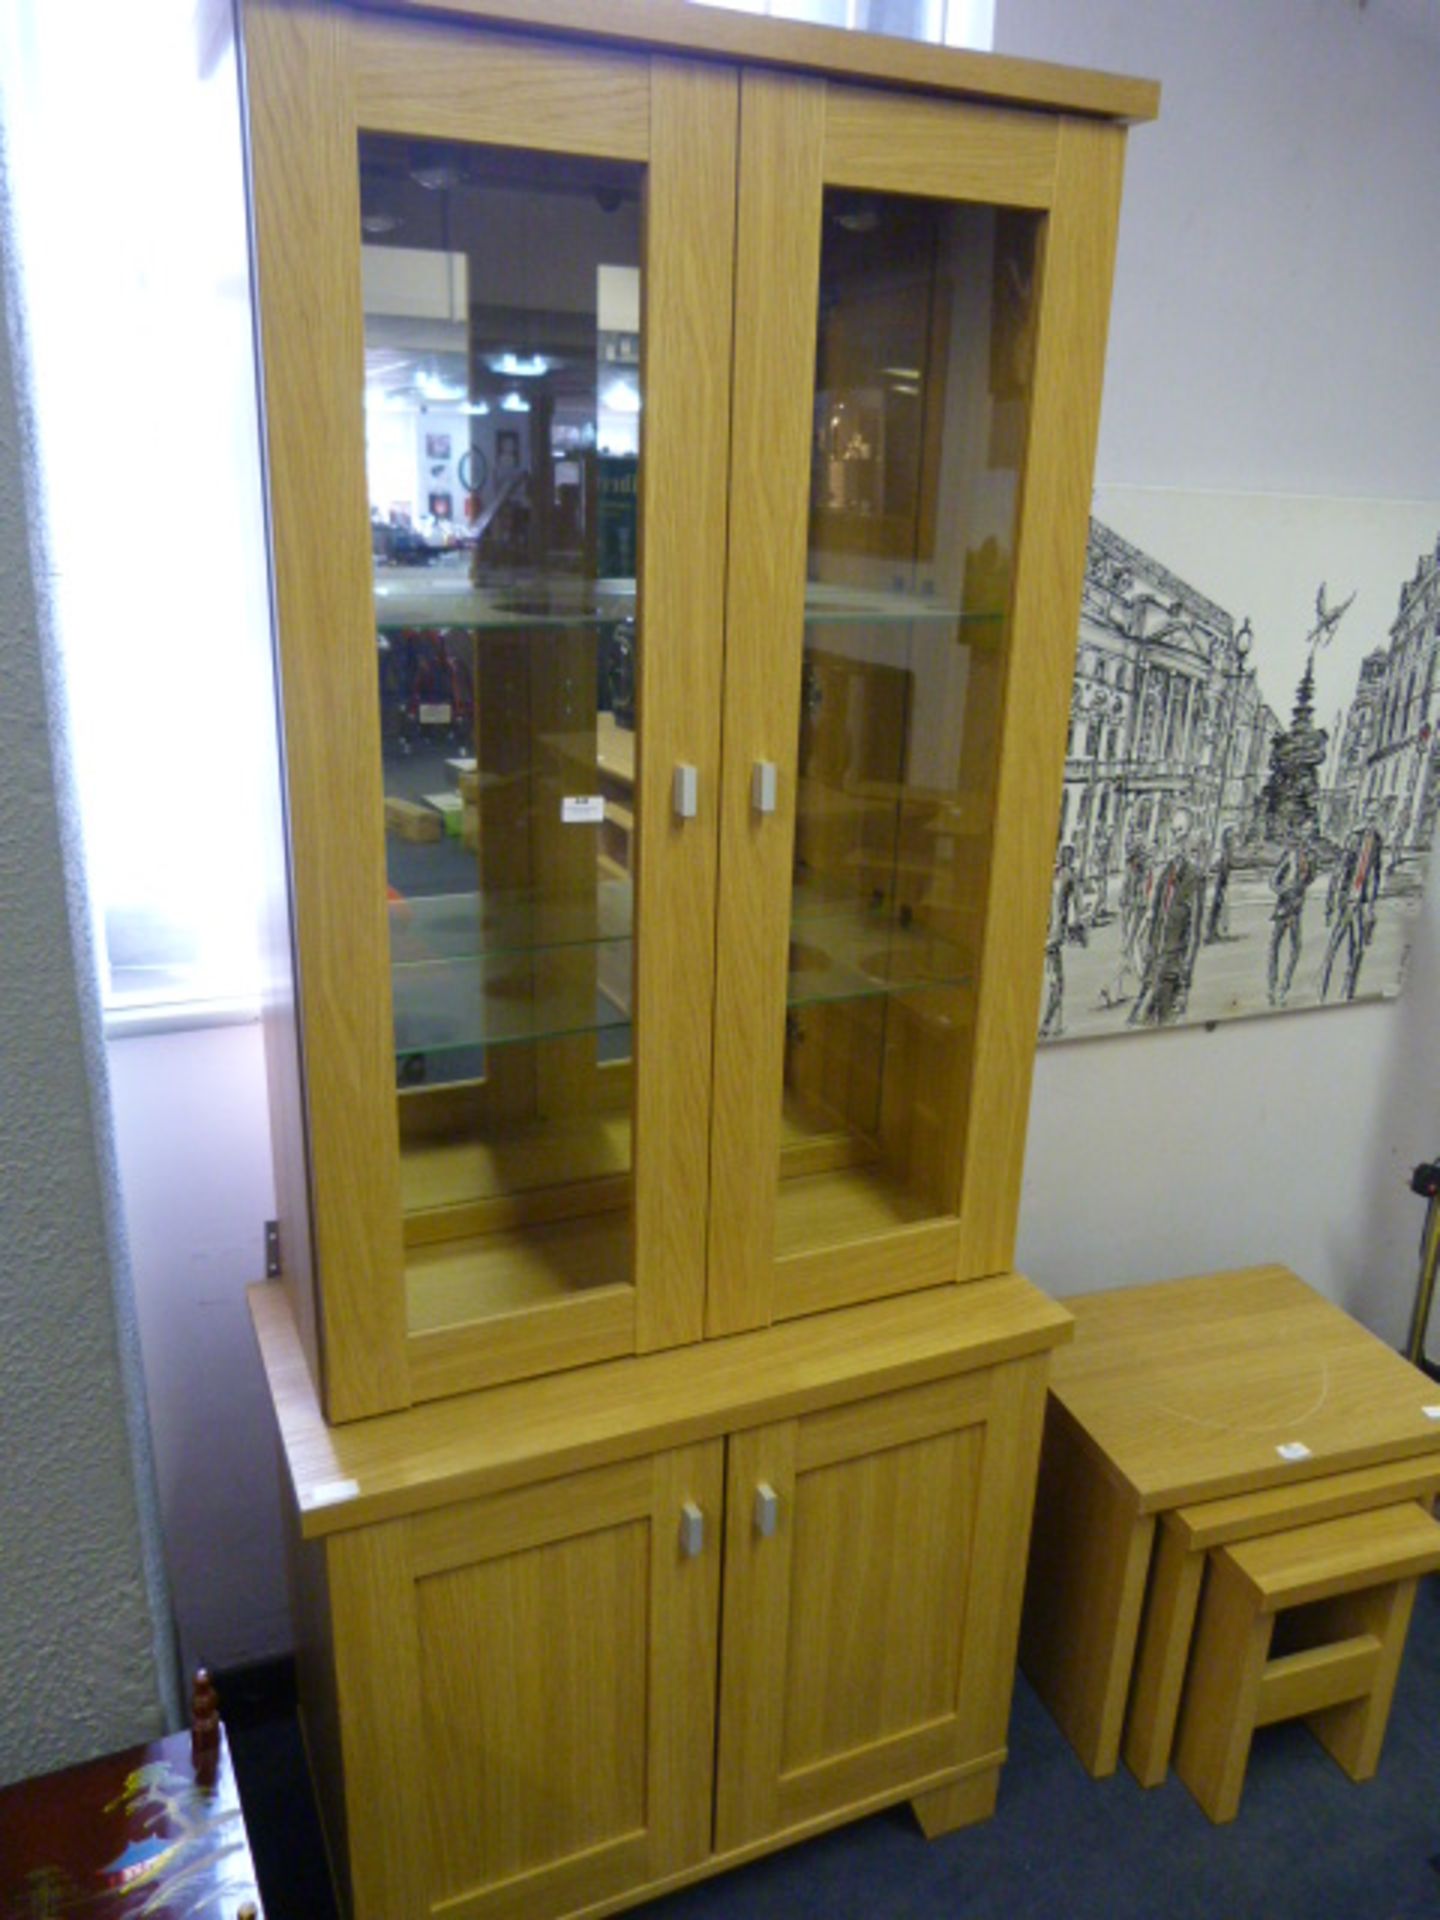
(1039, 507, 1440, 1044)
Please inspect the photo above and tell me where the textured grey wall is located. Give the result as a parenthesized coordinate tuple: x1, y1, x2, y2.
(0, 136, 176, 1785)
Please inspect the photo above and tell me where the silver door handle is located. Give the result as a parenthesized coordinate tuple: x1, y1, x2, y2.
(679, 1500, 705, 1557)
(673, 762, 698, 820)
(754, 1482, 779, 1538)
(752, 759, 778, 815)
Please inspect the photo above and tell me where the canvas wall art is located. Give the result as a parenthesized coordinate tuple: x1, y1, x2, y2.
(1039, 488, 1440, 1043)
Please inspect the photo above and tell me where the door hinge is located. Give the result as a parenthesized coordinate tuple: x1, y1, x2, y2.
(264, 1219, 281, 1279)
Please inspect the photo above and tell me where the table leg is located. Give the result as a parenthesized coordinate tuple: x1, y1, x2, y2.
(1021, 1403, 1155, 1777)
(1123, 1517, 1205, 1786)
(1173, 1550, 1273, 1824)
(1308, 1577, 1418, 1781)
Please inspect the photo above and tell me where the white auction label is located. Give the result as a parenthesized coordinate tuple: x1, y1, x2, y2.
(418, 702, 453, 725)
(562, 795, 605, 824)
(1276, 1442, 1312, 1462)
(309, 1478, 360, 1508)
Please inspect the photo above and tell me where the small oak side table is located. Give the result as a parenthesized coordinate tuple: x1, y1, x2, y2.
(1020, 1264, 1440, 1782)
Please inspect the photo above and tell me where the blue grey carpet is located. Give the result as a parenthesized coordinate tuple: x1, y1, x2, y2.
(229, 1574, 1440, 1919)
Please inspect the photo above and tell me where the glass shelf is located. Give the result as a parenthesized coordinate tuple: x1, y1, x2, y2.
(389, 877, 633, 965)
(389, 878, 964, 1060)
(392, 948, 633, 1059)
(802, 580, 1002, 631)
(786, 904, 971, 1009)
(370, 563, 1001, 635)
(390, 882, 633, 1060)
(372, 565, 634, 633)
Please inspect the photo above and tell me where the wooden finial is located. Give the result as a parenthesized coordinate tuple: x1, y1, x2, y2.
(191, 1666, 221, 1784)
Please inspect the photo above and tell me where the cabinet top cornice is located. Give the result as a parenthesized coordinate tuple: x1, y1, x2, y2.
(343, 0, 1160, 123)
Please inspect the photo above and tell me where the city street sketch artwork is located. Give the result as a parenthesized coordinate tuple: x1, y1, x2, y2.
(1039, 487, 1440, 1044)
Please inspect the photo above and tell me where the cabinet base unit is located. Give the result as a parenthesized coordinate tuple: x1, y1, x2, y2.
(253, 1276, 1070, 1920)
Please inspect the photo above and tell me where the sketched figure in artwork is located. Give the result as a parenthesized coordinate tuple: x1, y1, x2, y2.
(1320, 815, 1385, 1001)
(1129, 809, 1205, 1027)
(1039, 842, 1087, 1038)
(1267, 823, 1319, 1007)
(1098, 831, 1152, 1009)
(1205, 824, 1237, 944)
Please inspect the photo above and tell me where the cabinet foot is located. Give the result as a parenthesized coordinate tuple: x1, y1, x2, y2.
(911, 1768, 999, 1839)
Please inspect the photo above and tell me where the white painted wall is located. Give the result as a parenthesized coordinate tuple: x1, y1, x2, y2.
(1000, 0, 1440, 1343)
(101, 0, 1440, 1671)
(1001, 0, 1440, 502)
(107, 1021, 288, 1674)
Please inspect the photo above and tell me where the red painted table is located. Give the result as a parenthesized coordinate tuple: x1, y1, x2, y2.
(0, 1723, 262, 1919)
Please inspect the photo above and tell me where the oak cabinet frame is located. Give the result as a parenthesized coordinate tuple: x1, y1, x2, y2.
(241, 4, 1151, 1914)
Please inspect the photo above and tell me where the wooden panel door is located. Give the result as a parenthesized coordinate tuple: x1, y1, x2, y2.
(707, 73, 1127, 1334)
(325, 1443, 724, 1920)
(713, 1356, 1049, 1849)
(243, 0, 736, 1418)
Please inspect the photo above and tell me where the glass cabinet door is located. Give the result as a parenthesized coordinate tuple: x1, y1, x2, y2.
(709, 75, 1119, 1331)
(362, 133, 649, 1375)
(783, 193, 1037, 1272)
(247, 10, 735, 1415)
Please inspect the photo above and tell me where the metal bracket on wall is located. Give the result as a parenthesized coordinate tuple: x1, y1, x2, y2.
(264, 1220, 281, 1279)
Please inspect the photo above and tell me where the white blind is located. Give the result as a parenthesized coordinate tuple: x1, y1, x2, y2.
(0, 0, 277, 1022)
(689, 0, 995, 47)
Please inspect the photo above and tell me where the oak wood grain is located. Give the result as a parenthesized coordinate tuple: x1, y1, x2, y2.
(774, 1219, 962, 1321)
(910, 1767, 1000, 1837)
(1019, 1398, 1156, 1778)
(1028, 1264, 1440, 1785)
(822, 85, 1057, 206)
(706, 69, 825, 1336)
(1222, 1500, 1440, 1612)
(1048, 1265, 1440, 1511)
(417, 1522, 650, 1900)
(250, 1273, 1070, 1536)
(955, 115, 1128, 1279)
(243, 0, 410, 1420)
(953, 1356, 1054, 1767)
(326, 1520, 430, 1913)
(632, 55, 738, 1353)
(349, 8, 649, 155)
(1172, 1456, 1440, 1549)
(407, 1283, 636, 1402)
(1304, 1584, 1416, 1781)
(347, 0, 1160, 122)
(1122, 1515, 1206, 1788)
(713, 1356, 1051, 1847)
(1125, 1455, 1440, 1785)
(1174, 1505, 1440, 1821)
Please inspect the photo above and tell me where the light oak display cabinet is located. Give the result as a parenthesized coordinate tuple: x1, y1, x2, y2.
(239, 4, 1155, 1916)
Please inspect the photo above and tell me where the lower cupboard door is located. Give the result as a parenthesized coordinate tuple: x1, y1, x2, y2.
(713, 1364, 1040, 1851)
(326, 1443, 724, 1920)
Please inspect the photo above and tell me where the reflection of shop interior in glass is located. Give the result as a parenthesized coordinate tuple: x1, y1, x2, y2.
(811, 193, 1036, 565)
(822, 391, 883, 515)
(358, 133, 643, 1335)
(778, 193, 1039, 1260)
(359, 134, 641, 576)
